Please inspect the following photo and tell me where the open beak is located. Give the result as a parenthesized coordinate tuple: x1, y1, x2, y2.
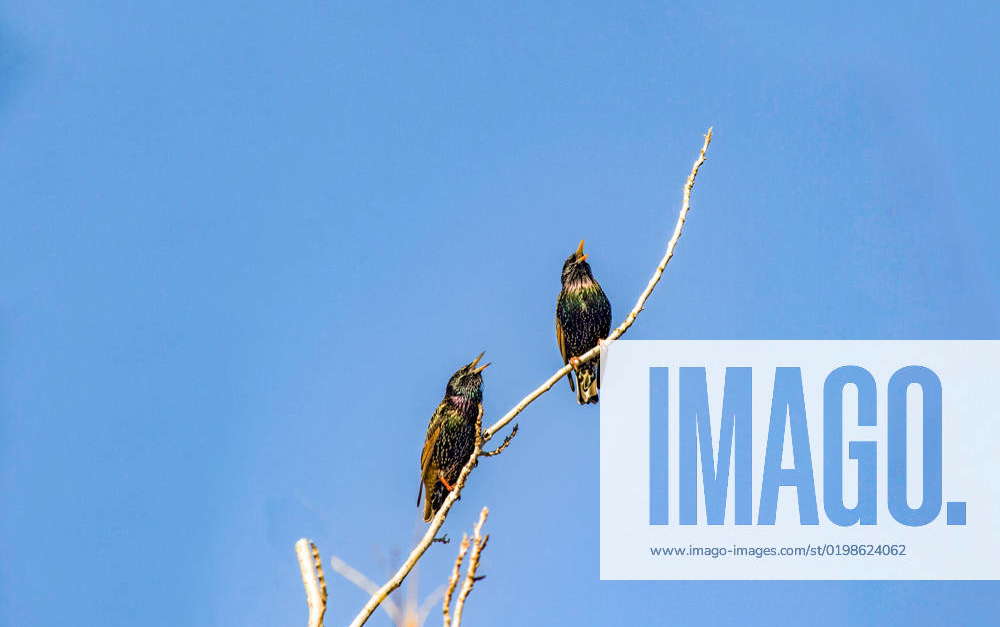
(469, 351, 490, 374)
(575, 239, 588, 263)
(473, 361, 491, 374)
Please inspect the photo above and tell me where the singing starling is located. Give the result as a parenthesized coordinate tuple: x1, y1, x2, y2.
(556, 239, 612, 404)
(418, 352, 490, 522)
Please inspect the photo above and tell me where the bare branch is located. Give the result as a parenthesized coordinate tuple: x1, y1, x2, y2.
(481, 126, 713, 443)
(347, 128, 713, 627)
(329, 555, 403, 625)
(480, 423, 519, 457)
(349, 403, 486, 627)
(442, 534, 471, 627)
(295, 539, 328, 627)
(451, 508, 490, 627)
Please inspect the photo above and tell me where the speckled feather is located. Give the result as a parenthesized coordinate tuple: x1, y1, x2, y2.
(556, 247, 612, 404)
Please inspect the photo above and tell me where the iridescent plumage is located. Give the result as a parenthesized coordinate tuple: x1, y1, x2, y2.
(556, 240, 612, 404)
(418, 353, 490, 522)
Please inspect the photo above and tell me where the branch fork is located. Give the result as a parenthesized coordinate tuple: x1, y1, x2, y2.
(444, 507, 491, 627)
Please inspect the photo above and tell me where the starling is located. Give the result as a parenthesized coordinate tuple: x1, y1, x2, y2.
(418, 352, 490, 522)
(556, 239, 612, 404)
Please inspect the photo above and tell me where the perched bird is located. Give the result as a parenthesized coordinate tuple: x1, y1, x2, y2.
(418, 353, 490, 522)
(556, 239, 612, 404)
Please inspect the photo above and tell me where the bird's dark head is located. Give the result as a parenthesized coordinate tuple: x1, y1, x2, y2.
(446, 352, 490, 399)
(561, 239, 594, 286)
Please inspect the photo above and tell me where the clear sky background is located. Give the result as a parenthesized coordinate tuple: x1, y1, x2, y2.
(2, 2, 998, 626)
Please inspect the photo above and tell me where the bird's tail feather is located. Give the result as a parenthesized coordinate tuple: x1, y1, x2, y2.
(422, 488, 434, 522)
(424, 483, 447, 522)
(575, 363, 600, 405)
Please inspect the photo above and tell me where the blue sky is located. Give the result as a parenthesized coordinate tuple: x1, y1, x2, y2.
(1, 2, 998, 626)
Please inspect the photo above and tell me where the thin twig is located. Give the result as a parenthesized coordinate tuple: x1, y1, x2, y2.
(442, 534, 471, 627)
(329, 555, 403, 625)
(347, 127, 713, 627)
(480, 423, 519, 457)
(451, 508, 490, 627)
(295, 539, 328, 627)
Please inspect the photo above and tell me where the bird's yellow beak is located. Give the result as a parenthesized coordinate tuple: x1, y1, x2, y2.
(575, 239, 588, 263)
(469, 351, 490, 373)
(472, 361, 491, 374)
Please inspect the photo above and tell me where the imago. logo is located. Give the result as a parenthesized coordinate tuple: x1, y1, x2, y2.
(599, 341, 999, 580)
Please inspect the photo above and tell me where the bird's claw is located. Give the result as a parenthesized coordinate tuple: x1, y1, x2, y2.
(569, 356, 582, 371)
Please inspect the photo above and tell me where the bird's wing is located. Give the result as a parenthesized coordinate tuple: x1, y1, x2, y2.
(555, 312, 575, 391)
(555, 314, 567, 363)
(596, 284, 613, 337)
(418, 405, 445, 505)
